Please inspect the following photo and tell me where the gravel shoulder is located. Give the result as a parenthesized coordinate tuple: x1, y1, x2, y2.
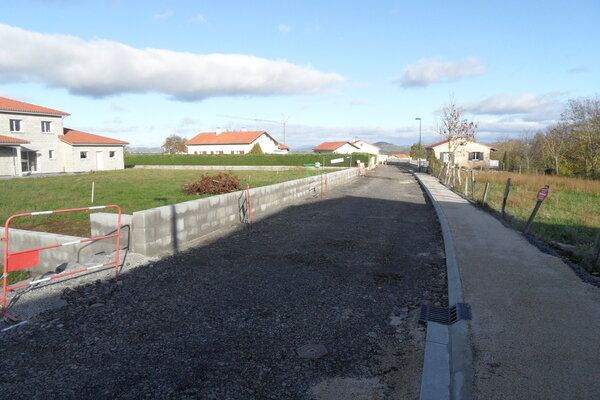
(1, 166, 447, 400)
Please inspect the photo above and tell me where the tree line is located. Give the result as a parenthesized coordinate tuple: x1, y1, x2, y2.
(492, 96, 600, 178)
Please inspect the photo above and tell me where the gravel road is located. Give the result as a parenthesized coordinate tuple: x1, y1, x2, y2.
(1, 165, 447, 400)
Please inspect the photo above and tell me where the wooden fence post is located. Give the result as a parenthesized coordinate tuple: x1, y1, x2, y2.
(524, 185, 550, 235)
(501, 177, 511, 218)
(464, 177, 468, 196)
(470, 170, 475, 199)
(482, 182, 490, 205)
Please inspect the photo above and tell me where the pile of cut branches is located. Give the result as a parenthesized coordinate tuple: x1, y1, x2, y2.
(182, 172, 241, 195)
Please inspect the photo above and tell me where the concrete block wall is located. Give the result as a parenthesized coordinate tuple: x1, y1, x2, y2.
(0, 227, 119, 275)
(131, 167, 361, 257)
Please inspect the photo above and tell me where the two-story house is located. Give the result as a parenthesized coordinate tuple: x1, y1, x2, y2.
(426, 139, 497, 169)
(0, 97, 128, 177)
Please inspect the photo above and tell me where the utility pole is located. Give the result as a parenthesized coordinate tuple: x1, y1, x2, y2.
(415, 117, 422, 172)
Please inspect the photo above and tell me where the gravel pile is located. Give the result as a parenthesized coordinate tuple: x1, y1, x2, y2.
(1, 166, 447, 400)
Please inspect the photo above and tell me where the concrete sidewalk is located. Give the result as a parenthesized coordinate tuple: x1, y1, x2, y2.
(417, 173, 600, 399)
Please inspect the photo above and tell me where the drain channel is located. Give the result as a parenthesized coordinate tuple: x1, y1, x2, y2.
(419, 303, 471, 325)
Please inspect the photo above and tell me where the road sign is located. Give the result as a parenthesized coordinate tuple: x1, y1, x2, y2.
(537, 185, 550, 202)
(331, 158, 344, 164)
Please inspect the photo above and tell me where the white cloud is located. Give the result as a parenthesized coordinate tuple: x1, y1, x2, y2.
(398, 57, 486, 88)
(279, 24, 292, 34)
(188, 13, 206, 24)
(0, 24, 343, 100)
(153, 9, 173, 20)
(461, 93, 562, 120)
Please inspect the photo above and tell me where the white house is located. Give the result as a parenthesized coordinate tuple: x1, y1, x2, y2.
(312, 141, 360, 154)
(0, 97, 129, 177)
(185, 130, 287, 154)
(427, 139, 497, 169)
(352, 140, 380, 156)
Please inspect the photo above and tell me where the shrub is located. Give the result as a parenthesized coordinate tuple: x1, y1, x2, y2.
(182, 172, 241, 195)
(249, 143, 264, 154)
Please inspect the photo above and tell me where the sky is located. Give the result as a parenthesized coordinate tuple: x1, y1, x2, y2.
(0, 0, 598, 149)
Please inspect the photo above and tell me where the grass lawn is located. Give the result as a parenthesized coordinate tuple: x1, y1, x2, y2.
(448, 171, 600, 271)
(0, 168, 328, 237)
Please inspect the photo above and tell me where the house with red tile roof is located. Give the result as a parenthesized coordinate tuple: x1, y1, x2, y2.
(185, 129, 288, 155)
(426, 139, 497, 169)
(312, 141, 359, 154)
(0, 96, 128, 176)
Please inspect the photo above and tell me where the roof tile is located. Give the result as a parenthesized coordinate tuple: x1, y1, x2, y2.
(0, 134, 29, 144)
(312, 141, 355, 151)
(0, 96, 69, 116)
(60, 128, 129, 145)
(186, 131, 267, 145)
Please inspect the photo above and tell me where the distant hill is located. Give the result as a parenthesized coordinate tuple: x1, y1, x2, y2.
(374, 142, 411, 155)
(128, 147, 163, 155)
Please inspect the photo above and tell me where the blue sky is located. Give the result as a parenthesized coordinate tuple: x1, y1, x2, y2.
(0, 1, 598, 149)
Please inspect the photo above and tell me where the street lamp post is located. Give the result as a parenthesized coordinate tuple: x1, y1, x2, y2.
(415, 117, 422, 172)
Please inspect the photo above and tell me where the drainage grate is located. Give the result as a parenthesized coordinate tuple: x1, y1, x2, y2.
(419, 303, 472, 325)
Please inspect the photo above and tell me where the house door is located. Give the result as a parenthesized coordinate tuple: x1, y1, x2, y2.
(96, 151, 104, 170)
(21, 151, 38, 173)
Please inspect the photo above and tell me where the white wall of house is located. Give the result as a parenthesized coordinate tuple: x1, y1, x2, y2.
(0, 146, 21, 176)
(187, 133, 280, 155)
(0, 112, 66, 174)
(430, 141, 495, 168)
(353, 141, 380, 156)
(67, 145, 125, 172)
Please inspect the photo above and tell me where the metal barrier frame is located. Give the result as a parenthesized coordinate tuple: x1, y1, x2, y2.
(1, 205, 122, 320)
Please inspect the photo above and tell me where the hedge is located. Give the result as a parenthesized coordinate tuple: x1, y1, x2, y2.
(125, 153, 376, 168)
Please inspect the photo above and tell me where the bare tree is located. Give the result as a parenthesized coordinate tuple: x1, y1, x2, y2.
(437, 100, 478, 166)
(162, 134, 188, 154)
(543, 123, 569, 175)
(561, 97, 600, 177)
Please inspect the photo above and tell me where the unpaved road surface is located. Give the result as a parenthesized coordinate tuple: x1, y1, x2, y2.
(1, 166, 446, 400)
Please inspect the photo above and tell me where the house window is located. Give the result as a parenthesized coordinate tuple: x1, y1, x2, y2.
(41, 121, 51, 133)
(109, 151, 116, 158)
(80, 151, 88, 159)
(231, 151, 235, 154)
(210, 151, 214, 155)
(49, 150, 56, 159)
(202, 151, 207, 154)
(240, 151, 245, 155)
(219, 151, 224, 155)
(10, 119, 21, 132)
(469, 152, 484, 161)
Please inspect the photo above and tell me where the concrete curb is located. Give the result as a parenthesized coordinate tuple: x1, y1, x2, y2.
(413, 172, 474, 400)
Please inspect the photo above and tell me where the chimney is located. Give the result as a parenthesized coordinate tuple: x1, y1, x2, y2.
(215, 127, 222, 135)
(241, 127, 247, 132)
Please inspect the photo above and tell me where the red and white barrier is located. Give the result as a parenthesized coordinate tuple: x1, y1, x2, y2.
(1, 205, 122, 321)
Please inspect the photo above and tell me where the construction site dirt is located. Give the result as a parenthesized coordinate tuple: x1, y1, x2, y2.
(0, 166, 447, 400)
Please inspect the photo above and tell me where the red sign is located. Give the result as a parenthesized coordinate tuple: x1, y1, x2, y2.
(537, 185, 550, 202)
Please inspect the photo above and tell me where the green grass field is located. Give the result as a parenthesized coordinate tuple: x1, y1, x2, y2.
(0, 168, 326, 237)
(448, 171, 600, 271)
